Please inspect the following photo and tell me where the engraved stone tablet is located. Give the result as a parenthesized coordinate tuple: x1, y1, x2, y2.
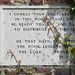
(1, 6, 75, 65)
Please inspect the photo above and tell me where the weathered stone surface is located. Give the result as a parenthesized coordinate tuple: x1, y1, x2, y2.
(43, 0, 58, 4)
(14, 0, 26, 3)
(1, 6, 75, 65)
(1, 70, 5, 75)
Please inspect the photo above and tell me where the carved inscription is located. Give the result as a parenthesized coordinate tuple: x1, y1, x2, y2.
(2, 8, 75, 65)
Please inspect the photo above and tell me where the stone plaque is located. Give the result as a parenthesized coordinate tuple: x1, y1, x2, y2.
(1, 6, 75, 65)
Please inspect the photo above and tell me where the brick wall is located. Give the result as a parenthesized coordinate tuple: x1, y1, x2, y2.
(0, 0, 72, 5)
(0, 65, 75, 75)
